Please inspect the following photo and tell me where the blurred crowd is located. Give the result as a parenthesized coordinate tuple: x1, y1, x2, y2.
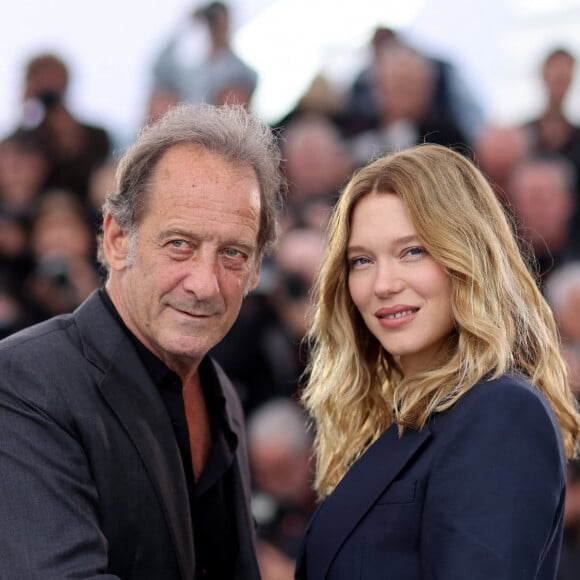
(2, 2, 580, 578)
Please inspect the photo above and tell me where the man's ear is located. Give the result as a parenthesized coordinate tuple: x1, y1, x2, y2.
(102, 212, 130, 271)
(246, 258, 262, 296)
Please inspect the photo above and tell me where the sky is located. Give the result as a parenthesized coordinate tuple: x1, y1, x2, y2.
(2, 0, 580, 149)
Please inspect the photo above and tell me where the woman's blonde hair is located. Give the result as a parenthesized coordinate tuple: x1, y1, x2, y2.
(302, 143, 580, 497)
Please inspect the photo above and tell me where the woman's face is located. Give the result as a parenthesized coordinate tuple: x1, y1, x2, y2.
(347, 192, 455, 376)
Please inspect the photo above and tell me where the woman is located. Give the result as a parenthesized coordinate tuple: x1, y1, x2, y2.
(296, 144, 580, 580)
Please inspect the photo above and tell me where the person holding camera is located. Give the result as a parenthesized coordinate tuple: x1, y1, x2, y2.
(18, 52, 111, 201)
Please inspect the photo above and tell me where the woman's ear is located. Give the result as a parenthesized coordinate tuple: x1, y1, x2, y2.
(102, 212, 130, 271)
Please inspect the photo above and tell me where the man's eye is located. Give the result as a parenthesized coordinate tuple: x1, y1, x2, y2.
(169, 240, 188, 249)
(223, 248, 249, 263)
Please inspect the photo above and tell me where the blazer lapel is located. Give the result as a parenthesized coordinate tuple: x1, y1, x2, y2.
(75, 293, 194, 579)
(305, 423, 431, 579)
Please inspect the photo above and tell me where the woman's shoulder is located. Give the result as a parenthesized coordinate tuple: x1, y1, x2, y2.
(474, 370, 546, 399)
(438, 372, 561, 435)
(426, 372, 566, 474)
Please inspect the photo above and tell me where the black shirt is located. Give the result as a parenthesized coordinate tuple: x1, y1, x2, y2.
(98, 288, 239, 580)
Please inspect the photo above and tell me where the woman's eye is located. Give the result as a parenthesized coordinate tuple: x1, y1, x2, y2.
(349, 256, 370, 267)
(405, 247, 426, 257)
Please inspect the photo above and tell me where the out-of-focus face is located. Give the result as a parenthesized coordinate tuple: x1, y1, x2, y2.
(283, 120, 352, 201)
(24, 63, 68, 101)
(557, 285, 580, 340)
(104, 144, 262, 376)
(543, 53, 575, 104)
(347, 192, 454, 376)
(272, 227, 326, 340)
(374, 47, 434, 122)
(508, 163, 574, 249)
(0, 142, 47, 205)
(250, 443, 312, 503)
(31, 210, 93, 260)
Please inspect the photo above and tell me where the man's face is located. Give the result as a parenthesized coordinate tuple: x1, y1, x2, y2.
(104, 144, 262, 375)
(24, 64, 67, 101)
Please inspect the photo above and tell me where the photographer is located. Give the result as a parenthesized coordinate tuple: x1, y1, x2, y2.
(18, 52, 111, 202)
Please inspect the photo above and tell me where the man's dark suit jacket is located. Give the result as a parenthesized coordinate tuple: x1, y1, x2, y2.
(0, 290, 261, 579)
(296, 374, 567, 580)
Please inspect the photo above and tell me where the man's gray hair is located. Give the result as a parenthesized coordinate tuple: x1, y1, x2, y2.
(98, 102, 285, 272)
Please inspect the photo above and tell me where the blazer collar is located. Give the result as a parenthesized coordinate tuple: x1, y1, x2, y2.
(74, 292, 195, 579)
(303, 422, 431, 580)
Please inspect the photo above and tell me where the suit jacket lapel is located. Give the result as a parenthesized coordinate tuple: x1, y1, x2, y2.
(75, 293, 194, 580)
(305, 423, 431, 579)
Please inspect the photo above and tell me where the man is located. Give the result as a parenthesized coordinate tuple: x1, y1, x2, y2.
(152, 1, 258, 109)
(19, 52, 112, 199)
(507, 154, 579, 289)
(0, 103, 284, 579)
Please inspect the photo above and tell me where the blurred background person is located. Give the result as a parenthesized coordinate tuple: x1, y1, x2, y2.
(212, 226, 326, 416)
(0, 130, 48, 218)
(349, 41, 469, 166)
(273, 72, 352, 139)
(16, 52, 112, 204)
(0, 130, 49, 295)
(344, 26, 484, 143)
(507, 154, 579, 289)
(473, 123, 532, 204)
(86, 157, 118, 235)
(558, 459, 580, 580)
(279, 112, 353, 232)
(151, 1, 257, 108)
(523, 48, 580, 169)
(247, 398, 316, 580)
(545, 262, 580, 398)
(23, 188, 100, 318)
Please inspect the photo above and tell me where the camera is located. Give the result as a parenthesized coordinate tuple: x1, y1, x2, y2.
(36, 256, 70, 288)
(36, 90, 61, 110)
(20, 90, 62, 129)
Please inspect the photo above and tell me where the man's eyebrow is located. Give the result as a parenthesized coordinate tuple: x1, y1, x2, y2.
(159, 229, 258, 252)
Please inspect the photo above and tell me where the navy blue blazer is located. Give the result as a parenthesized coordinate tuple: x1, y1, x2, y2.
(296, 374, 567, 580)
(0, 291, 260, 579)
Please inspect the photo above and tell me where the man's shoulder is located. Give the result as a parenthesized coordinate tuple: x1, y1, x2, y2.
(0, 313, 76, 355)
(0, 291, 122, 376)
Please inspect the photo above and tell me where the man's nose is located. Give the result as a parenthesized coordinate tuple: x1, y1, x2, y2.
(182, 253, 221, 299)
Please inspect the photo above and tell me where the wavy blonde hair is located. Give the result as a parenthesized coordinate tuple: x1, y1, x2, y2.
(302, 144, 580, 497)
